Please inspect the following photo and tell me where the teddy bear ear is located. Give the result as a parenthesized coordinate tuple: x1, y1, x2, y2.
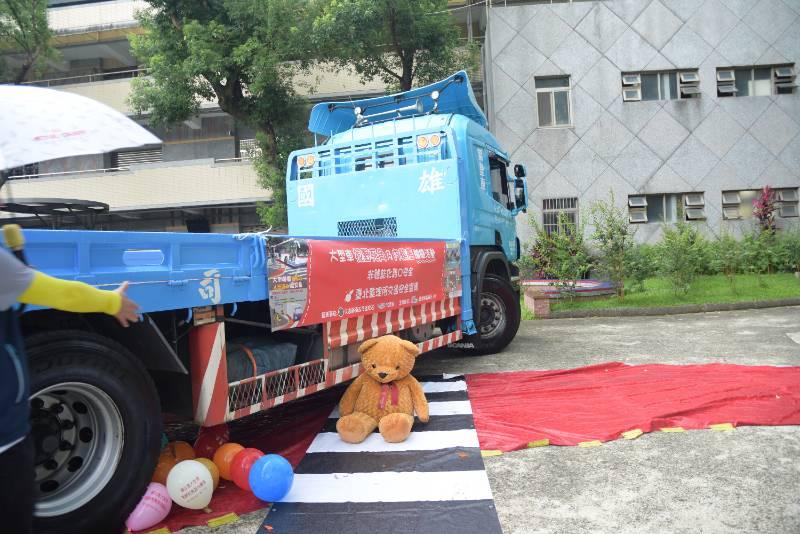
(358, 338, 380, 355)
(399, 339, 421, 358)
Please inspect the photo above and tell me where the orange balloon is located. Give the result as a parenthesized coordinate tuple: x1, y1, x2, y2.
(169, 441, 196, 462)
(195, 457, 220, 490)
(213, 443, 244, 481)
(151, 451, 178, 485)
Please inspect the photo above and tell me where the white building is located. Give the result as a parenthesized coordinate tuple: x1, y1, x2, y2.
(484, 0, 800, 243)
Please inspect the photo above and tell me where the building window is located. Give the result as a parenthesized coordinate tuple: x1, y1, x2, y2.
(777, 188, 799, 218)
(238, 138, 261, 160)
(717, 65, 796, 97)
(722, 190, 756, 219)
(628, 193, 705, 223)
(6, 162, 39, 179)
(622, 70, 700, 102)
(724, 188, 800, 219)
(542, 197, 578, 235)
(111, 148, 163, 167)
(535, 76, 571, 128)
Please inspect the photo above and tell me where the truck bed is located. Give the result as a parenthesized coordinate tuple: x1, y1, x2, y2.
(23, 229, 268, 313)
(21, 230, 463, 317)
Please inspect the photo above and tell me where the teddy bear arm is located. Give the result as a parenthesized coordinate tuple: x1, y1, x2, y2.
(339, 374, 366, 416)
(408, 378, 430, 423)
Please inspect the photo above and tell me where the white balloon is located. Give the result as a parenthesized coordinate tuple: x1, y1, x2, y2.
(166, 460, 214, 509)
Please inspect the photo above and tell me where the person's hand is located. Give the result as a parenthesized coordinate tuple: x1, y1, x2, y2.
(114, 282, 140, 327)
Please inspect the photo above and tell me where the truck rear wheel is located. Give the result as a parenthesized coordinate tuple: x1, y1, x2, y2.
(459, 275, 521, 355)
(26, 331, 162, 534)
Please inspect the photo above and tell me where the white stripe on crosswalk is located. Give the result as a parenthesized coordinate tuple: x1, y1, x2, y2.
(280, 470, 493, 503)
(328, 400, 472, 419)
(307, 429, 479, 453)
(423, 381, 467, 393)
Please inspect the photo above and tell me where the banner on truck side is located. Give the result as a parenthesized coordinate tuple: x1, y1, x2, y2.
(266, 238, 461, 331)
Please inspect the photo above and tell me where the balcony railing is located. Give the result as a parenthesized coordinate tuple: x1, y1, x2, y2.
(48, 0, 147, 35)
(6, 167, 129, 181)
(4, 159, 267, 212)
(6, 156, 254, 181)
(22, 68, 147, 88)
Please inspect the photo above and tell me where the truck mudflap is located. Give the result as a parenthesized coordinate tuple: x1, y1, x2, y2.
(189, 297, 462, 427)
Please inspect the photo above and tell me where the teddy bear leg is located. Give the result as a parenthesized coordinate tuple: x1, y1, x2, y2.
(336, 412, 378, 444)
(378, 413, 415, 443)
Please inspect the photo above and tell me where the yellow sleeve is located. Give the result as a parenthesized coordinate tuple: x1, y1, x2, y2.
(18, 271, 122, 315)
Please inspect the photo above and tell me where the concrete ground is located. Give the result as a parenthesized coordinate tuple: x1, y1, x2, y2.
(182, 306, 800, 533)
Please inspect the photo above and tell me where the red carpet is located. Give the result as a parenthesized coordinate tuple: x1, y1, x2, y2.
(465, 362, 800, 451)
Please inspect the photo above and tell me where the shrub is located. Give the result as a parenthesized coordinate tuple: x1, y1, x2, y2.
(518, 213, 592, 298)
(711, 232, 743, 293)
(752, 185, 777, 232)
(777, 229, 800, 273)
(740, 230, 778, 285)
(590, 193, 637, 298)
(657, 217, 707, 295)
(626, 244, 659, 293)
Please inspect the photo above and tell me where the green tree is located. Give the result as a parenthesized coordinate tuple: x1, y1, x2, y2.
(129, 0, 311, 229)
(0, 0, 58, 83)
(590, 192, 636, 298)
(312, 0, 473, 91)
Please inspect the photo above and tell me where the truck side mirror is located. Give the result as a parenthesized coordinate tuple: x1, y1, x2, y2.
(514, 164, 527, 178)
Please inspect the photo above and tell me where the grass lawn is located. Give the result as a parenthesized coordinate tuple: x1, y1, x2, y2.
(521, 274, 800, 318)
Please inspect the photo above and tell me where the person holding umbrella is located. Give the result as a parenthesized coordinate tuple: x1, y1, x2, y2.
(0, 84, 161, 532)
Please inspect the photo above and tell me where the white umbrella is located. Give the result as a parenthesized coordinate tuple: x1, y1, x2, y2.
(0, 84, 161, 174)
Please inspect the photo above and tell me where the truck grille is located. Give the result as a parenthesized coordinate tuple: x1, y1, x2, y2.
(338, 217, 398, 237)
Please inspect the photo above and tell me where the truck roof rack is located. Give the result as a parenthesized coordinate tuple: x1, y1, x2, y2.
(307, 70, 486, 137)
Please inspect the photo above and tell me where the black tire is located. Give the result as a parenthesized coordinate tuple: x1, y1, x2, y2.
(458, 275, 521, 355)
(25, 330, 162, 534)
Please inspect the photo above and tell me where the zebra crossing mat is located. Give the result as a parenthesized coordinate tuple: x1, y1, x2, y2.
(262, 375, 502, 533)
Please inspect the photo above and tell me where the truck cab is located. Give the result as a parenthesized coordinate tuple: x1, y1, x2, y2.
(287, 71, 528, 351)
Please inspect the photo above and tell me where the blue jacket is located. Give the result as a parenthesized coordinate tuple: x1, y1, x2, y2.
(0, 308, 30, 448)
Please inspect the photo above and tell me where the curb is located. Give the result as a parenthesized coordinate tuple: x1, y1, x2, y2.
(542, 298, 800, 319)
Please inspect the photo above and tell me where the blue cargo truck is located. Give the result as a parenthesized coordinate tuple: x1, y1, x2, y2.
(10, 71, 529, 533)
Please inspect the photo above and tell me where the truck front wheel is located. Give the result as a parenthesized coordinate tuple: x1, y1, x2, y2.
(25, 331, 162, 534)
(460, 275, 521, 355)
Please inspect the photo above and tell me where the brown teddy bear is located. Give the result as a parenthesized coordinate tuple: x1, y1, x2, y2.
(336, 335, 429, 444)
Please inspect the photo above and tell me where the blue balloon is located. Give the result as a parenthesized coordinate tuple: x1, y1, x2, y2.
(160, 433, 169, 451)
(248, 454, 294, 502)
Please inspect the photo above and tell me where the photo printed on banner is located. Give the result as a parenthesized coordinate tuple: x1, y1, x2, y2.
(266, 236, 310, 330)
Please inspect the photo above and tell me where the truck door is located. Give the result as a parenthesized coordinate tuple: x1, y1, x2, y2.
(488, 151, 517, 257)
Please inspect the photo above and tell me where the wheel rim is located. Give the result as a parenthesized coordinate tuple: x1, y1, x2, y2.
(479, 291, 507, 339)
(31, 382, 124, 518)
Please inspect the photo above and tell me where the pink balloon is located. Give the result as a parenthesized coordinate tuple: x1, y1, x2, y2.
(125, 482, 172, 532)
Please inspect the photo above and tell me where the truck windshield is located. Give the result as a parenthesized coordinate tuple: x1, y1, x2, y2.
(293, 132, 450, 180)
